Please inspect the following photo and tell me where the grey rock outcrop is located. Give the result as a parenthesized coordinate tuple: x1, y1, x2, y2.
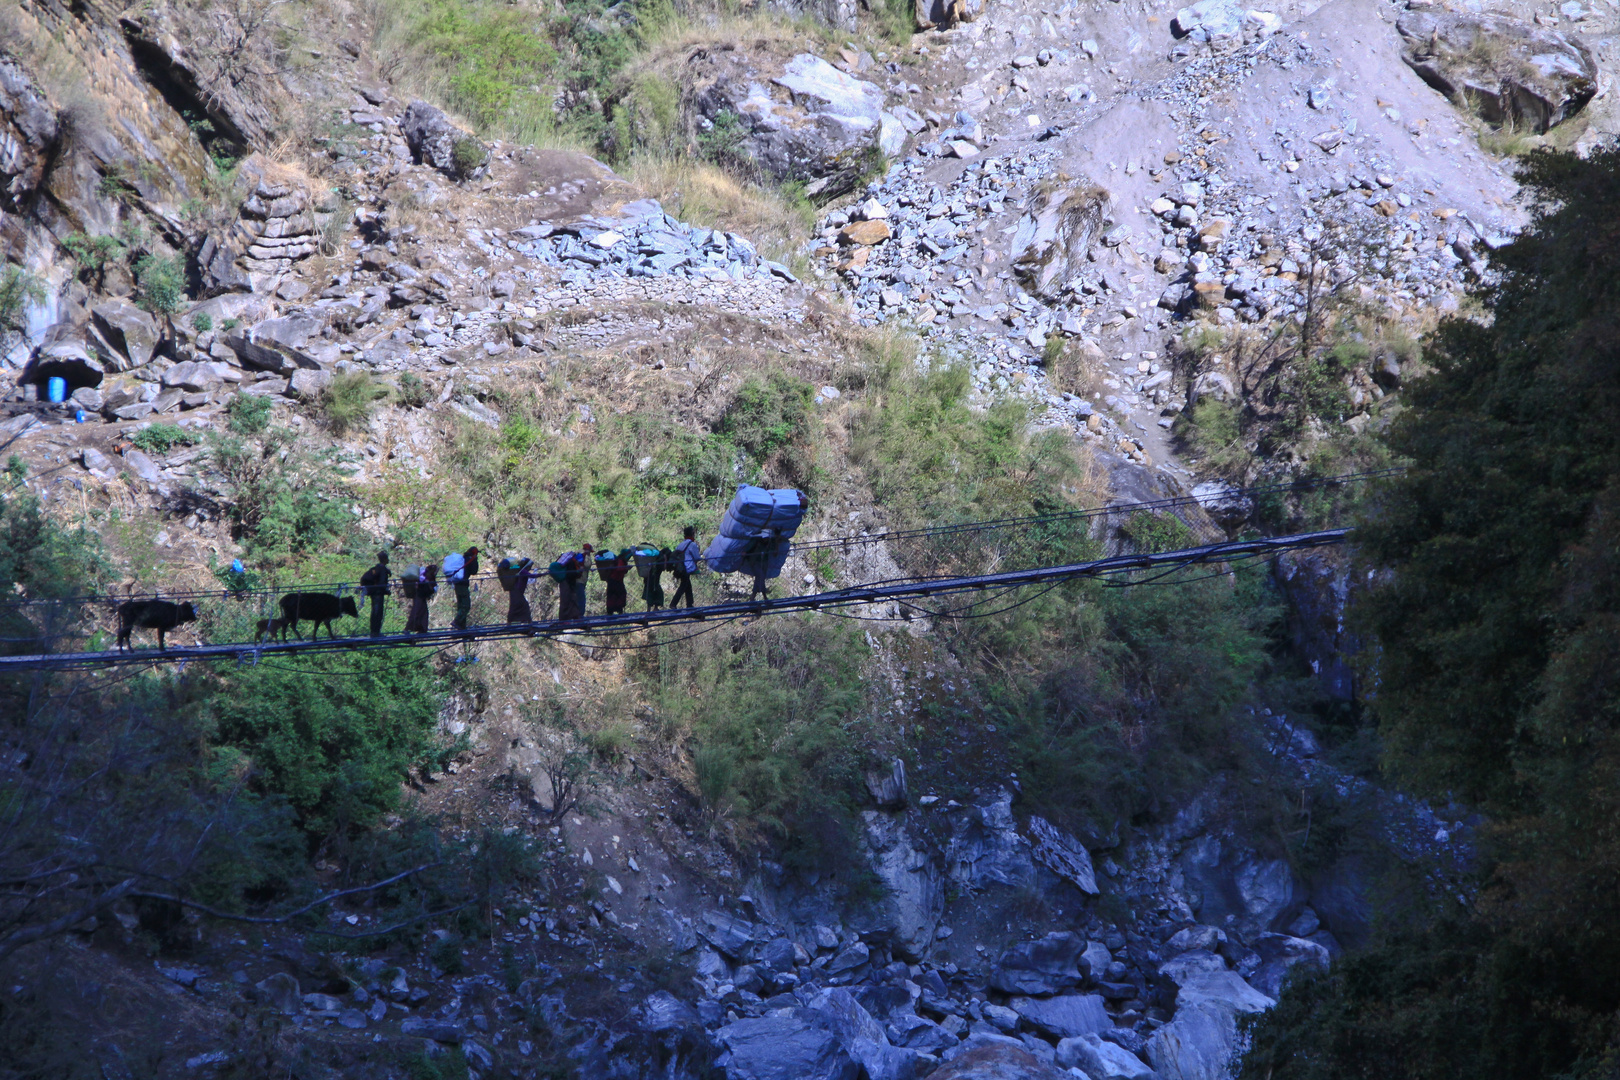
(948, 789, 1035, 891)
(692, 53, 896, 199)
(1145, 1002, 1240, 1080)
(1177, 835, 1301, 933)
(1397, 11, 1598, 132)
(401, 101, 489, 181)
(0, 50, 59, 211)
(866, 758, 908, 808)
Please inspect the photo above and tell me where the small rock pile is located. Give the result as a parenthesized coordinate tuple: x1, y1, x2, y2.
(511, 199, 800, 285)
(199, 155, 337, 297)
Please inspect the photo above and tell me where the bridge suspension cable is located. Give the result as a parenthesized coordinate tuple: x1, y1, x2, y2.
(0, 529, 1350, 672)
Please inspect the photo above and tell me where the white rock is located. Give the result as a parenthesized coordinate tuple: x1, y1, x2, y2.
(591, 231, 625, 248)
(855, 198, 890, 221)
(948, 140, 981, 159)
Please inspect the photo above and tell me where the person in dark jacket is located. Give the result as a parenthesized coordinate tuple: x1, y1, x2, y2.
(360, 550, 390, 636)
(642, 548, 668, 611)
(558, 553, 585, 622)
(670, 526, 700, 609)
(449, 546, 479, 630)
(504, 558, 541, 624)
(576, 544, 593, 618)
(406, 563, 437, 633)
(745, 534, 774, 602)
(600, 549, 630, 615)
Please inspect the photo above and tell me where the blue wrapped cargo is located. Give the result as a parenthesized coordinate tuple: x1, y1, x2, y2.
(702, 534, 791, 576)
(717, 486, 806, 539)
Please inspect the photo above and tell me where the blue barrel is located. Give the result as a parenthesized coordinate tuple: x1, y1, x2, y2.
(46, 377, 66, 403)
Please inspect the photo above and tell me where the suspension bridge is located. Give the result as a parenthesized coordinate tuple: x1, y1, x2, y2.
(0, 471, 1380, 672)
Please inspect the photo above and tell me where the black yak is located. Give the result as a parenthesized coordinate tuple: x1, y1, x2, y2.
(116, 599, 198, 651)
(278, 592, 359, 640)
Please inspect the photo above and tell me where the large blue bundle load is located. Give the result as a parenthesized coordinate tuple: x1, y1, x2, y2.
(718, 486, 807, 540)
(701, 535, 791, 578)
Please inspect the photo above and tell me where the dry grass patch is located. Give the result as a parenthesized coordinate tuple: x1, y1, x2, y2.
(624, 153, 815, 267)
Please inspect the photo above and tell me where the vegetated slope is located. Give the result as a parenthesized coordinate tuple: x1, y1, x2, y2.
(1241, 147, 1620, 1080)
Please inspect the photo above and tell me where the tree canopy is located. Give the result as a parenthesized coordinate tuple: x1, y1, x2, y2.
(1242, 146, 1620, 1079)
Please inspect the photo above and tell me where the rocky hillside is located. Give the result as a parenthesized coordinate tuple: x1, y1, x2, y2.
(0, 0, 1612, 1076)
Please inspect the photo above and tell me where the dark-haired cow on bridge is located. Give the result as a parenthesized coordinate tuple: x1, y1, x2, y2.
(115, 599, 198, 651)
(278, 592, 360, 640)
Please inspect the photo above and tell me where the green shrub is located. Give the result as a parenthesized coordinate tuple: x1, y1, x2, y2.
(323, 371, 389, 435)
(1241, 146, 1620, 1080)
(61, 232, 126, 288)
(697, 109, 751, 170)
(396, 372, 430, 408)
(130, 422, 193, 454)
(221, 316, 241, 331)
(96, 162, 138, 201)
(1003, 556, 1279, 836)
(227, 391, 273, 434)
(208, 651, 446, 838)
(451, 136, 489, 176)
(190, 311, 213, 333)
(430, 933, 467, 974)
(0, 265, 47, 331)
(715, 371, 817, 491)
(639, 617, 869, 872)
(133, 253, 185, 315)
(207, 428, 359, 563)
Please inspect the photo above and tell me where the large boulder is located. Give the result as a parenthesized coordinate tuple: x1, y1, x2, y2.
(1173, 971, 1274, 1015)
(90, 300, 161, 370)
(1145, 1002, 1240, 1080)
(225, 314, 325, 374)
(989, 932, 1086, 995)
(28, 336, 104, 391)
(1008, 993, 1110, 1039)
(697, 910, 758, 959)
(805, 988, 922, 1080)
(715, 1012, 859, 1080)
(914, 0, 986, 31)
(1171, 0, 1246, 43)
(0, 51, 59, 211)
(1248, 933, 1331, 999)
(929, 1043, 1071, 1079)
(1010, 182, 1109, 301)
(947, 789, 1036, 891)
(1027, 815, 1099, 895)
(1397, 11, 1597, 132)
(691, 53, 894, 199)
(1056, 1033, 1156, 1080)
(401, 101, 489, 180)
(859, 812, 943, 960)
